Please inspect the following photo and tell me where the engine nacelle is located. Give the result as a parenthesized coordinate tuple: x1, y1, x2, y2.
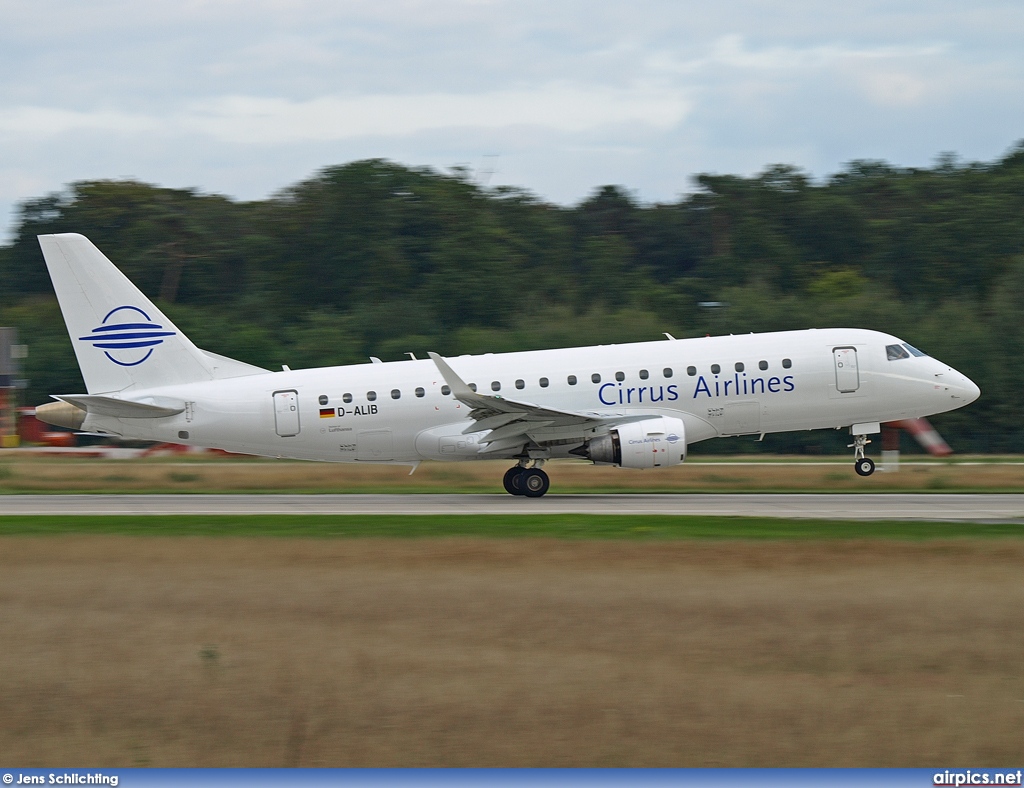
(582, 417, 686, 469)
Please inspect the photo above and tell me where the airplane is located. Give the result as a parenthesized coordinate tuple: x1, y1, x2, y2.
(33, 233, 981, 497)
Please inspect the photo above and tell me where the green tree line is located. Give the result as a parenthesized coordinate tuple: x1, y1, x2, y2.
(3, 147, 1024, 452)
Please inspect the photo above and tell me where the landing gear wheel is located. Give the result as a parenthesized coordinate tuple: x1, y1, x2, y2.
(520, 468, 550, 498)
(503, 467, 526, 496)
(849, 433, 874, 478)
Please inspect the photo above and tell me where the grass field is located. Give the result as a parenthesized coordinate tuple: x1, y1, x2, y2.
(1, 531, 1022, 767)
(2, 454, 1024, 493)
(3, 459, 1022, 767)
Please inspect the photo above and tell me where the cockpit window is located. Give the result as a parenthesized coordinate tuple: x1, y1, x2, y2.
(886, 344, 910, 361)
(903, 343, 927, 357)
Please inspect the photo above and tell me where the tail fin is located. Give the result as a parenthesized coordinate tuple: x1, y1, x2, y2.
(38, 233, 266, 394)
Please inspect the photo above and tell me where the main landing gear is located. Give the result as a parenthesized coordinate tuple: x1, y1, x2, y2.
(850, 434, 876, 477)
(503, 461, 550, 497)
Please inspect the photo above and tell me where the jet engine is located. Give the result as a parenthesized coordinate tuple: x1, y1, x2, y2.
(574, 417, 686, 468)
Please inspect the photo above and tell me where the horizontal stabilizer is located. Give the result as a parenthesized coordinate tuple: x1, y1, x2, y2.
(56, 394, 185, 419)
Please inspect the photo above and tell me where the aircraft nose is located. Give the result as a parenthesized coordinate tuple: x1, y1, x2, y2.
(962, 376, 981, 404)
(946, 368, 981, 404)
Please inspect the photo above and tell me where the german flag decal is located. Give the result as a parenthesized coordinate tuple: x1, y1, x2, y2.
(319, 407, 336, 418)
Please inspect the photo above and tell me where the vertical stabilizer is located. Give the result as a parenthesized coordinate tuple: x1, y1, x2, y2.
(38, 233, 219, 394)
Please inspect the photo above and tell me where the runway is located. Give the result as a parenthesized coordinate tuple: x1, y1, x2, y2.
(2, 493, 1023, 521)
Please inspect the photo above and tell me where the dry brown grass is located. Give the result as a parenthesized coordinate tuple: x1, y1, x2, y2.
(2, 536, 1023, 766)
(2, 455, 1023, 492)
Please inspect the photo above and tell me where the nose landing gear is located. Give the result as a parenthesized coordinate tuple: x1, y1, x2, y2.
(855, 456, 875, 476)
(502, 461, 550, 497)
(850, 434, 875, 476)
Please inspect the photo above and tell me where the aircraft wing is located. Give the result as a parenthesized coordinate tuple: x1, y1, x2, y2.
(428, 352, 650, 454)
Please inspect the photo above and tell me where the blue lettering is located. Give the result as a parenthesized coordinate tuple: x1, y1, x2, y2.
(689, 374, 794, 399)
(626, 387, 636, 404)
(598, 383, 616, 406)
(667, 384, 678, 401)
(650, 386, 665, 403)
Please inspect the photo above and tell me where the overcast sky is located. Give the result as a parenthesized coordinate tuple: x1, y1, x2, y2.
(2, 0, 1023, 242)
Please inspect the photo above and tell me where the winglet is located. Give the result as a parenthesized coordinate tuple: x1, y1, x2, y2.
(427, 352, 476, 398)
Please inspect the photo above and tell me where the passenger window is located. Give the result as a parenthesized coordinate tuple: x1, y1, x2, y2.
(539, 377, 549, 388)
(687, 366, 696, 376)
(615, 371, 625, 381)
(391, 389, 401, 399)
(415, 387, 425, 398)
(592, 373, 601, 384)
(782, 358, 792, 369)
(468, 383, 477, 392)
(491, 381, 501, 391)
(639, 369, 649, 380)
(515, 379, 525, 389)
(663, 368, 673, 378)
(759, 360, 768, 371)
(367, 391, 377, 401)
(735, 362, 744, 372)
(567, 375, 577, 385)
(711, 364, 720, 374)
(343, 393, 353, 404)
(318, 395, 329, 406)
(441, 385, 451, 396)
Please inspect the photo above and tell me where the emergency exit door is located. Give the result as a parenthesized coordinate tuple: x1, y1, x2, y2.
(833, 347, 860, 393)
(273, 390, 300, 436)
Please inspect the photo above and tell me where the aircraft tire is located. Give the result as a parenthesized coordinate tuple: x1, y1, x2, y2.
(520, 468, 550, 498)
(854, 457, 875, 477)
(503, 467, 526, 495)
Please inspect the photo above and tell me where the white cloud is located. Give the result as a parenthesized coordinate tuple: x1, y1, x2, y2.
(184, 86, 690, 143)
(854, 71, 930, 108)
(0, 107, 159, 137)
(0, 85, 690, 145)
(648, 35, 949, 75)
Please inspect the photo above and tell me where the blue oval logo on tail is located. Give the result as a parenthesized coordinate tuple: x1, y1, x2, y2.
(78, 306, 176, 367)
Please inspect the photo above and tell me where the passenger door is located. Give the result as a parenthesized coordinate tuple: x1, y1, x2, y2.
(273, 390, 300, 437)
(833, 347, 860, 393)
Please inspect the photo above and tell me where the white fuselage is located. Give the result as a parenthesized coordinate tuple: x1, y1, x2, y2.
(79, 328, 980, 464)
